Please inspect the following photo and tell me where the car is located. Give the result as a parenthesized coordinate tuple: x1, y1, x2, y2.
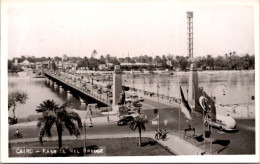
(137, 96, 144, 102)
(107, 91, 113, 97)
(132, 100, 142, 107)
(130, 92, 138, 98)
(125, 98, 132, 104)
(103, 87, 109, 93)
(106, 84, 112, 89)
(98, 89, 102, 94)
(117, 116, 134, 126)
(93, 85, 98, 89)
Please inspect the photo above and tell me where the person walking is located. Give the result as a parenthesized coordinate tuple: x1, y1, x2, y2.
(39, 131, 43, 145)
(15, 129, 19, 137)
(121, 90, 125, 105)
(162, 129, 167, 141)
(155, 129, 159, 140)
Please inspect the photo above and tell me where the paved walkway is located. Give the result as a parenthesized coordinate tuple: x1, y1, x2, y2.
(9, 131, 205, 155)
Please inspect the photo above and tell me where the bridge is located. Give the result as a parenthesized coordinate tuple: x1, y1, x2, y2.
(44, 71, 111, 107)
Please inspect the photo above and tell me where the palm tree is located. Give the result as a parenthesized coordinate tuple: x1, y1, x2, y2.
(36, 100, 82, 149)
(129, 116, 148, 146)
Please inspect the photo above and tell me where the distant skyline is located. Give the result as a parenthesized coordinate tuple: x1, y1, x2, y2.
(6, 0, 257, 59)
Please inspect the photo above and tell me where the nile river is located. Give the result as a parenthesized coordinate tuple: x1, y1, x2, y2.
(8, 70, 255, 118)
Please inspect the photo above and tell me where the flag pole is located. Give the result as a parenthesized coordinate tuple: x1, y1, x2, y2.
(201, 87, 206, 153)
(191, 83, 195, 132)
(167, 79, 170, 102)
(158, 110, 160, 131)
(179, 84, 181, 137)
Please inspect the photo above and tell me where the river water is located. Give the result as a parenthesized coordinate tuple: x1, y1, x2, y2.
(8, 70, 255, 118)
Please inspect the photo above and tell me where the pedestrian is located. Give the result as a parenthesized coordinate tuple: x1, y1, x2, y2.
(162, 129, 167, 141)
(159, 130, 162, 139)
(39, 131, 43, 145)
(15, 129, 19, 137)
(155, 129, 159, 140)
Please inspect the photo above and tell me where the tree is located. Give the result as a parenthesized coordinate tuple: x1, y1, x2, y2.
(8, 90, 28, 119)
(37, 100, 82, 149)
(175, 56, 188, 71)
(92, 50, 97, 58)
(99, 55, 106, 64)
(129, 116, 148, 146)
(51, 60, 58, 71)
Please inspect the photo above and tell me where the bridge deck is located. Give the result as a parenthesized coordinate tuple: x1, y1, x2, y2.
(44, 72, 110, 106)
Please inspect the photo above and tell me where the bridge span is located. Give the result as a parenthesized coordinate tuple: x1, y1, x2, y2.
(44, 71, 111, 107)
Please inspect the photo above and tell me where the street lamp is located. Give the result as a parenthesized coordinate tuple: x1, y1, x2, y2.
(107, 92, 110, 122)
(143, 77, 146, 94)
(210, 83, 227, 155)
(83, 122, 87, 150)
(157, 80, 160, 102)
(199, 87, 206, 153)
(132, 76, 135, 91)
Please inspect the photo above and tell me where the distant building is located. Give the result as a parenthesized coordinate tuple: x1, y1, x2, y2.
(62, 61, 77, 70)
(35, 61, 51, 71)
(98, 64, 107, 70)
(62, 54, 68, 61)
(19, 60, 32, 71)
(14, 59, 18, 66)
(120, 62, 150, 67)
(166, 60, 172, 66)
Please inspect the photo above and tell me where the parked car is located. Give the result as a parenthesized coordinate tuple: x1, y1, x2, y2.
(137, 96, 144, 102)
(106, 84, 112, 89)
(125, 98, 132, 104)
(117, 116, 134, 126)
(93, 84, 98, 89)
(98, 88, 102, 94)
(103, 87, 109, 93)
(107, 91, 113, 97)
(130, 92, 138, 98)
(132, 100, 142, 107)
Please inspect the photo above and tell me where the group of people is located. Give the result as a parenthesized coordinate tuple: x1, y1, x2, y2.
(154, 129, 167, 141)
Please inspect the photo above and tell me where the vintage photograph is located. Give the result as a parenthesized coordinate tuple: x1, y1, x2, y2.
(1, 0, 259, 163)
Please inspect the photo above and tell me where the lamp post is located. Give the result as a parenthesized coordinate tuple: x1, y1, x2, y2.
(200, 87, 206, 153)
(157, 80, 160, 102)
(132, 76, 134, 91)
(143, 77, 146, 94)
(210, 83, 227, 155)
(167, 79, 170, 102)
(107, 92, 110, 122)
(83, 122, 87, 150)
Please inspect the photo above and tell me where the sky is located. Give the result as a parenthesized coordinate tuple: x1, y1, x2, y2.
(5, 0, 257, 59)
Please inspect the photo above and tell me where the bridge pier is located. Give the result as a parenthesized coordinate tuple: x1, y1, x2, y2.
(54, 82, 57, 88)
(79, 97, 85, 104)
(67, 90, 71, 97)
(59, 85, 63, 92)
